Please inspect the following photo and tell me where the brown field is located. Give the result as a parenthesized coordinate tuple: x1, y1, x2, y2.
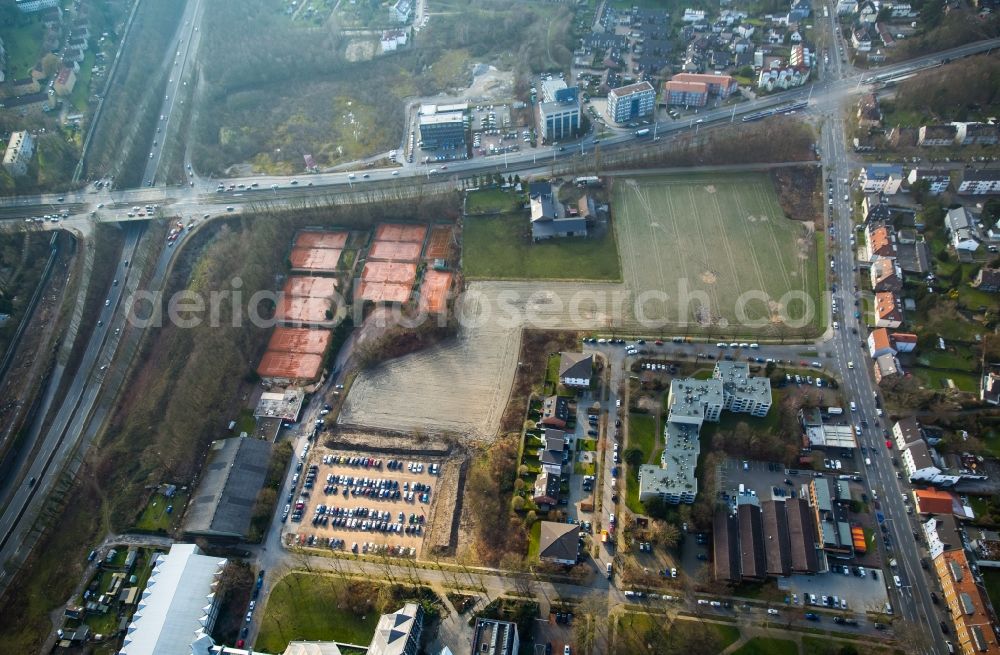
(294, 230, 348, 249)
(368, 240, 422, 262)
(289, 247, 342, 273)
(424, 225, 454, 260)
(374, 223, 427, 243)
(418, 270, 452, 314)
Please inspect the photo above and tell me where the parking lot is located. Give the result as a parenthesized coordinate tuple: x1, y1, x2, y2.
(778, 569, 889, 615)
(283, 448, 442, 559)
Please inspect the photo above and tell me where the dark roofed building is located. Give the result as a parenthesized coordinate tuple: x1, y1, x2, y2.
(919, 124, 959, 147)
(559, 352, 593, 388)
(713, 510, 739, 582)
(973, 267, 1000, 293)
(538, 521, 580, 565)
(183, 436, 273, 540)
(761, 500, 791, 577)
(738, 503, 766, 580)
(785, 498, 820, 573)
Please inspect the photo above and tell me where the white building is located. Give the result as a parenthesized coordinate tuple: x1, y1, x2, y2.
(119, 544, 226, 655)
(606, 81, 655, 125)
(714, 361, 772, 417)
(945, 207, 981, 252)
(2, 131, 34, 177)
(860, 164, 904, 194)
(15, 0, 59, 12)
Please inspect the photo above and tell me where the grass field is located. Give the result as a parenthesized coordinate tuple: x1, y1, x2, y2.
(134, 492, 187, 532)
(466, 189, 524, 215)
(984, 569, 1000, 618)
(732, 637, 798, 655)
(256, 574, 380, 651)
(625, 413, 657, 513)
(463, 214, 622, 280)
(612, 173, 821, 337)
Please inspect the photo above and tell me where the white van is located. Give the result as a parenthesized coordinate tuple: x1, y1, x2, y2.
(893, 575, 902, 588)
(865, 457, 872, 466)
(738, 483, 745, 495)
(850, 401, 857, 411)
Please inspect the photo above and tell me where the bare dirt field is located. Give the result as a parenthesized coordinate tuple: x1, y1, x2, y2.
(339, 304, 521, 440)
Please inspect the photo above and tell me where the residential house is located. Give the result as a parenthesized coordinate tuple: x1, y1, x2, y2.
(903, 439, 944, 482)
(935, 547, 1000, 653)
(558, 352, 593, 388)
(390, 0, 411, 23)
(913, 489, 974, 519)
(532, 471, 561, 507)
(955, 122, 1000, 146)
(860, 164, 904, 194)
(858, 0, 879, 21)
(973, 267, 1000, 292)
(874, 292, 903, 328)
(379, 29, 408, 52)
(857, 93, 882, 128)
(472, 619, 520, 655)
(919, 124, 959, 147)
(957, 169, 1000, 195)
(538, 521, 580, 565)
(852, 25, 873, 51)
(530, 185, 586, 241)
(893, 417, 923, 446)
(907, 168, 951, 195)
(870, 256, 903, 293)
(837, 0, 859, 13)
(757, 66, 810, 91)
(539, 395, 571, 429)
(982, 365, 1000, 406)
(945, 207, 981, 252)
(886, 1, 916, 17)
(863, 194, 892, 223)
(868, 328, 896, 359)
(892, 332, 918, 352)
(788, 0, 812, 21)
(539, 429, 567, 475)
(53, 67, 76, 96)
(873, 353, 903, 385)
(875, 23, 896, 47)
(682, 8, 707, 21)
(865, 223, 897, 260)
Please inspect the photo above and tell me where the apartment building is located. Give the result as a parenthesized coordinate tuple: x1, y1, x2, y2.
(2, 130, 34, 177)
(606, 81, 655, 124)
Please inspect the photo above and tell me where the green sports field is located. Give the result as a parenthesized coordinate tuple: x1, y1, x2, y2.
(612, 173, 822, 337)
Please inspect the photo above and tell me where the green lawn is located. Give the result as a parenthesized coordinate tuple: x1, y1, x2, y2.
(984, 569, 1000, 617)
(801, 635, 899, 655)
(465, 188, 524, 215)
(463, 214, 622, 280)
(0, 13, 45, 79)
(257, 574, 380, 651)
(615, 614, 741, 653)
(133, 492, 187, 532)
(625, 413, 657, 514)
(70, 51, 95, 113)
(612, 172, 822, 337)
(732, 637, 798, 655)
(236, 408, 257, 436)
(579, 438, 598, 451)
(527, 521, 542, 560)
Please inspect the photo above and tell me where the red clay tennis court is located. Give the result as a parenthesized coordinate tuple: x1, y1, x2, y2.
(368, 240, 422, 262)
(357, 282, 412, 303)
(267, 327, 331, 354)
(356, 261, 417, 304)
(374, 223, 427, 243)
(294, 231, 348, 249)
(419, 270, 452, 314)
(284, 276, 338, 298)
(360, 261, 417, 284)
(275, 296, 333, 324)
(289, 247, 342, 273)
(425, 226, 453, 260)
(257, 351, 324, 381)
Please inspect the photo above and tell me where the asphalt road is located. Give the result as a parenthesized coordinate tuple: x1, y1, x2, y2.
(0, 225, 143, 587)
